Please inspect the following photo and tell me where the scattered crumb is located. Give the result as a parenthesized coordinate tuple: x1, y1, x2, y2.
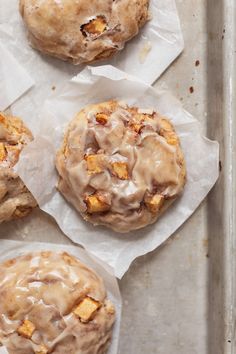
(139, 41, 152, 64)
(195, 60, 200, 67)
(202, 238, 208, 248)
(222, 29, 226, 40)
(189, 86, 194, 94)
(219, 160, 222, 171)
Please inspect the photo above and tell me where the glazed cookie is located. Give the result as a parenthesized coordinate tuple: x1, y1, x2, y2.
(56, 101, 186, 233)
(0, 251, 116, 354)
(0, 113, 37, 223)
(19, 0, 150, 64)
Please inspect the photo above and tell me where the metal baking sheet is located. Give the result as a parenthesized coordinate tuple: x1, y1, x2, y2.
(0, 0, 235, 353)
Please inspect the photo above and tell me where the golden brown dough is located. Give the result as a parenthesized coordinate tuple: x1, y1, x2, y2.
(56, 101, 186, 233)
(0, 113, 37, 223)
(19, 0, 150, 64)
(0, 251, 116, 354)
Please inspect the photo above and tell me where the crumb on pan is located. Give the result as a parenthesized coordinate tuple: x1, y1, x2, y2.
(189, 86, 194, 94)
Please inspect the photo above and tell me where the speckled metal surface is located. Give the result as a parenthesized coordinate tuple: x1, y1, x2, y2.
(0, 0, 235, 353)
(118, 1, 236, 353)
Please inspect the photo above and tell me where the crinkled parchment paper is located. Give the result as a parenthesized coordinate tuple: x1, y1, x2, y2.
(15, 66, 219, 278)
(0, 42, 34, 111)
(0, 0, 183, 86)
(0, 239, 121, 354)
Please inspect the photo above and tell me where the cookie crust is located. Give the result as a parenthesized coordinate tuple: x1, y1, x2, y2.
(20, 0, 150, 64)
(0, 113, 37, 223)
(0, 251, 115, 354)
(56, 101, 186, 233)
